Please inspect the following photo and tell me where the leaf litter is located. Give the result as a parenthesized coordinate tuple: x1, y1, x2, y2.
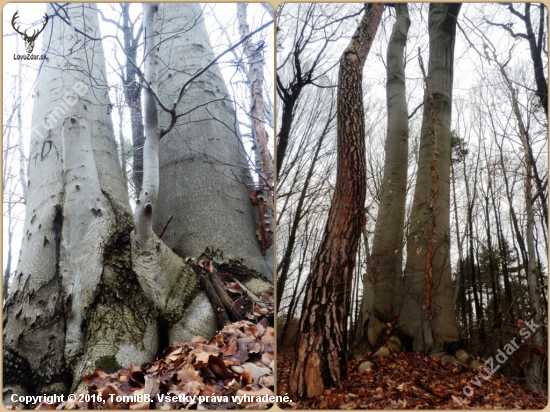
(277, 352, 547, 409)
(32, 278, 274, 410)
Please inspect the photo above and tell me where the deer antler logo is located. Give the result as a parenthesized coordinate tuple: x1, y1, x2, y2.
(12, 11, 49, 54)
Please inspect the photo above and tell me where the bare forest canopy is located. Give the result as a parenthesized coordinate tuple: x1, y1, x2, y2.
(2, 2, 275, 408)
(276, 2, 547, 402)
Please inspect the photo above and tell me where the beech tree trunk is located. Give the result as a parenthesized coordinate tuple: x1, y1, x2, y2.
(153, 3, 273, 281)
(354, 3, 410, 358)
(3, 4, 159, 399)
(289, 4, 383, 399)
(398, 4, 469, 357)
(3, 4, 273, 406)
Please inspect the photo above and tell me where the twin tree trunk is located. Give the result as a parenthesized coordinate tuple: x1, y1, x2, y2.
(350, 1, 543, 391)
(354, 3, 410, 358)
(3, 3, 272, 403)
(355, 4, 480, 367)
(289, 4, 383, 399)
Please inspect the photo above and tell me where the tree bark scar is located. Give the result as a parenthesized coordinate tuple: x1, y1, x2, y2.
(418, 49, 437, 319)
(53, 204, 64, 282)
(250, 190, 272, 255)
(344, 50, 359, 64)
(305, 350, 324, 398)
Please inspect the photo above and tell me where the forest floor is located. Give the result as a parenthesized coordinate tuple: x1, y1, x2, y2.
(277, 353, 547, 409)
(28, 272, 275, 410)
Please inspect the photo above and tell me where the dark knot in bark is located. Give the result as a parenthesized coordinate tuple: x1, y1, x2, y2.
(144, 202, 153, 215)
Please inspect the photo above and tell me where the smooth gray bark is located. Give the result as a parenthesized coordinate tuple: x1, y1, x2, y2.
(3, 4, 158, 400)
(2, 4, 250, 403)
(154, 3, 273, 281)
(134, 3, 161, 248)
(3, 5, 274, 406)
(354, 3, 410, 358)
(398, 4, 465, 355)
(132, 4, 218, 346)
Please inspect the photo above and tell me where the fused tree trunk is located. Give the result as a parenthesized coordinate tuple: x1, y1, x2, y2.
(132, 2, 273, 345)
(153, 3, 273, 281)
(3, 5, 273, 406)
(289, 4, 383, 399)
(353, 3, 410, 359)
(130, 4, 209, 347)
(3, 4, 159, 400)
(398, 4, 478, 364)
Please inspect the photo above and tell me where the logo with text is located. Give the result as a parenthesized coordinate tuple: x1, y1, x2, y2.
(452, 319, 541, 406)
(12, 10, 48, 60)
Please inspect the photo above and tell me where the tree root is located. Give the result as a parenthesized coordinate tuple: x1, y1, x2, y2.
(358, 336, 484, 373)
